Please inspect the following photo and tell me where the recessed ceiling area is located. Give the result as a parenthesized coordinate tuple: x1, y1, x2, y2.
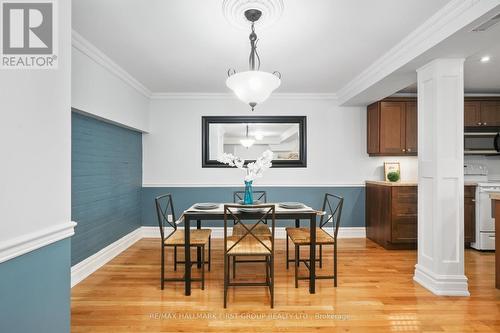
(72, 0, 451, 94)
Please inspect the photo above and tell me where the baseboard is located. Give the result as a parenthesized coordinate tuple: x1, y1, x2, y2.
(71, 228, 142, 287)
(71, 225, 366, 287)
(413, 264, 470, 296)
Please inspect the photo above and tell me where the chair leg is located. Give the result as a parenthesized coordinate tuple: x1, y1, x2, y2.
(174, 245, 177, 272)
(294, 245, 299, 288)
(270, 255, 274, 309)
(161, 244, 165, 290)
(265, 256, 270, 286)
(319, 244, 323, 268)
(334, 243, 338, 287)
(201, 246, 205, 290)
(224, 255, 228, 308)
(286, 233, 289, 270)
(208, 236, 211, 272)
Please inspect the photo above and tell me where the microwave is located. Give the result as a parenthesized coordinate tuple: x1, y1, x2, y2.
(464, 132, 500, 155)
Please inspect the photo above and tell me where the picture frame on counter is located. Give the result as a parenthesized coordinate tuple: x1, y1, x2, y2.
(384, 162, 401, 182)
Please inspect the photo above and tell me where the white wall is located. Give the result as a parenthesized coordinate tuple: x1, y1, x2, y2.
(0, 1, 72, 244)
(71, 38, 150, 132)
(143, 97, 418, 186)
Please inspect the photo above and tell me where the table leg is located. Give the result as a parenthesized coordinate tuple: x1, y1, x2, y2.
(196, 220, 202, 269)
(309, 214, 316, 294)
(184, 216, 191, 296)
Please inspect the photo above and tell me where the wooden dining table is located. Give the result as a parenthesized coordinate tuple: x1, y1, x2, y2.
(182, 203, 319, 296)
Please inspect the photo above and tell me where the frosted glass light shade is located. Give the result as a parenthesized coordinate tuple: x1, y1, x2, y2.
(226, 70, 281, 108)
(240, 138, 255, 148)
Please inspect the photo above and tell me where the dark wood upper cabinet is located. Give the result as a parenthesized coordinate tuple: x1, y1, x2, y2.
(465, 99, 500, 128)
(479, 101, 500, 127)
(367, 103, 380, 155)
(464, 101, 481, 127)
(405, 101, 417, 154)
(367, 98, 417, 156)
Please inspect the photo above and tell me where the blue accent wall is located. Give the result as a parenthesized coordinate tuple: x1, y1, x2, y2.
(141, 186, 365, 228)
(0, 239, 71, 333)
(71, 112, 142, 265)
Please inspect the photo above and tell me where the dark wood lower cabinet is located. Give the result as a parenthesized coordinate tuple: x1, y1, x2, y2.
(366, 182, 476, 249)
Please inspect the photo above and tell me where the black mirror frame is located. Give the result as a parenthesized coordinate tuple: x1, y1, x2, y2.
(202, 116, 307, 168)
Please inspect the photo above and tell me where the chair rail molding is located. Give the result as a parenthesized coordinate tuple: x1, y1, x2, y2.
(71, 226, 365, 287)
(0, 221, 77, 264)
(72, 30, 152, 98)
(337, 0, 500, 105)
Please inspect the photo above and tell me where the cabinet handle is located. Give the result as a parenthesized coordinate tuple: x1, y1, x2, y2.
(402, 149, 406, 152)
(407, 148, 411, 152)
(472, 199, 476, 202)
(483, 122, 487, 126)
(477, 122, 482, 125)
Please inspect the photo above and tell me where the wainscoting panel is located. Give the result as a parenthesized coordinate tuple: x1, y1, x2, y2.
(141, 186, 365, 228)
(0, 239, 71, 333)
(71, 111, 142, 266)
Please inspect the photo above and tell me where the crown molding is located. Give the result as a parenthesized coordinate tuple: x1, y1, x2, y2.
(72, 30, 152, 98)
(337, 0, 500, 105)
(150, 92, 337, 100)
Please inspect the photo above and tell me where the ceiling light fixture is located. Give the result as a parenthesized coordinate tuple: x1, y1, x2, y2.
(480, 55, 491, 63)
(240, 124, 255, 148)
(226, 9, 281, 111)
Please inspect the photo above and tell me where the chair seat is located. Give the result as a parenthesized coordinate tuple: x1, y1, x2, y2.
(164, 229, 211, 246)
(286, 227, 334, 245)
(232, 223, 271, 237)
(227, 235, 272, 255)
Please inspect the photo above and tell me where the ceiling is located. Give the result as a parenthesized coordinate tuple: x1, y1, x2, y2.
(72, 0, 451, 94)
(400, 40, 500, 94)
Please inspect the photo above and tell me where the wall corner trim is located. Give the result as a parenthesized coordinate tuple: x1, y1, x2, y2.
(71, 226, 366, 287)
(0, 221, 77, 264)
(72, 30, 152, 98)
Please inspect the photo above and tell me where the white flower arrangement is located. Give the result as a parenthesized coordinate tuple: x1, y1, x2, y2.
(218, 150, 274, 182)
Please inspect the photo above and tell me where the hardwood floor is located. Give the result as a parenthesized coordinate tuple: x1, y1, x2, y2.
(71, 238, 500, 332)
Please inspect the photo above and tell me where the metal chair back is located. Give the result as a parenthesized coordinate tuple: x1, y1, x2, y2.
(319, 193, 344, 239)
(233, 190, 267, 203)
(223, 204, 275, 255)
(155, 193, 177, 241)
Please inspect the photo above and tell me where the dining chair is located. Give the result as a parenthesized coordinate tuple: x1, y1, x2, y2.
(155, 194, 212, 290)
(285, 193, 343, 287)
(223, 204, 276, 308)
(231, 191, 271, 278)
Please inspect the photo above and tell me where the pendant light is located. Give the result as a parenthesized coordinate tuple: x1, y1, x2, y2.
(226, 9, 281, 111)
(240, 124, 255, 148)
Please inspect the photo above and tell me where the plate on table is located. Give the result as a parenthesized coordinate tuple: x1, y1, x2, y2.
(279, 202, 305, 209)
(193, 203, 218, 210)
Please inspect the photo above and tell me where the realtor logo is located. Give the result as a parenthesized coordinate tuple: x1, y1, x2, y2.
(1, 0, 57, 69)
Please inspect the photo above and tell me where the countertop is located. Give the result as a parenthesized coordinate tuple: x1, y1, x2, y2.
(366, 180, 478, 187)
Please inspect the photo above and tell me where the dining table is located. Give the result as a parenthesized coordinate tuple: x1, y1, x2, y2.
(182, 203, 319, 296)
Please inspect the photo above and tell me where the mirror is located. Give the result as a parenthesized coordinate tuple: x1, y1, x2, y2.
(202, 116, 307, 168)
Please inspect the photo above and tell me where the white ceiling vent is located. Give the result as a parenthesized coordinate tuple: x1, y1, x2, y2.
(472, 13, 500, 32)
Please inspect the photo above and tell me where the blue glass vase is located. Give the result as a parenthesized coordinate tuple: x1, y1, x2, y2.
(243, 180, 254, 205)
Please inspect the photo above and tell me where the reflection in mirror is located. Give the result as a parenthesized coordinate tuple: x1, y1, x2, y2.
(209, 123, 300, 161)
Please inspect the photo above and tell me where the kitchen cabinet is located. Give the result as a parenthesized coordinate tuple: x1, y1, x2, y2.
(464, 185, 476, 244)
(464, 100, 500, 127)
(366, 181, 476, 249)
(367, 98, 417, 156)
(365, 181, 417, 249)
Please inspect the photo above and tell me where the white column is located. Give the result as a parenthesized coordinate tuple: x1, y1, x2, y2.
(414, 58, 469, 296)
